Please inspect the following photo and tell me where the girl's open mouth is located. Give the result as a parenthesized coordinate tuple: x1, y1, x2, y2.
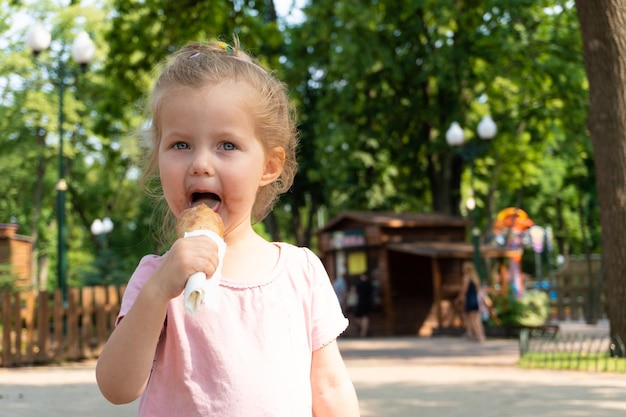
(191, 192, 220, 210)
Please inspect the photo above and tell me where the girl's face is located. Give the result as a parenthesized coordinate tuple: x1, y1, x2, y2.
(157, 81, 284, 236)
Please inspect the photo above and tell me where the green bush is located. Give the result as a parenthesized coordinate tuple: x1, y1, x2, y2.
(517, 289, 550, 326)
(489, 289, 550, 328)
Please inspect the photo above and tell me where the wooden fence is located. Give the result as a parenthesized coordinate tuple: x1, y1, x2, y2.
(548, 255, 604, 322)
(0, 285, 124, 367)
(0, 255, 606, 367)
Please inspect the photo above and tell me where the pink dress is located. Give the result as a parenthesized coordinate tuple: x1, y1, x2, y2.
(118, 242, 348, 417)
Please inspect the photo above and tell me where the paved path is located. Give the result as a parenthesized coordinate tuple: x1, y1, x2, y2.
(1, 320, 623, 417)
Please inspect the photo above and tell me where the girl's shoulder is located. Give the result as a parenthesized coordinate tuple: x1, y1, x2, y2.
(274, 242, 323, 269)
(125, 254, 164, 291)
(135, 254, 164, 276)
(218, 242, 326, 289)
(118, 254, 164, 321)
(274, 240, 312, 254)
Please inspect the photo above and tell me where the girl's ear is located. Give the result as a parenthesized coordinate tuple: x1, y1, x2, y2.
(259, 146, 285, 186)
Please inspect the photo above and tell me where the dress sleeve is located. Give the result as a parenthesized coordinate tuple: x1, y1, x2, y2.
(117, 254, 162, 325)
(305, 249, 349, 351)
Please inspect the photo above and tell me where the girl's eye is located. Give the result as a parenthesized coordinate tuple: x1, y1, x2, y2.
(173, 142, 190, 150)
(220, 142, 237, 151)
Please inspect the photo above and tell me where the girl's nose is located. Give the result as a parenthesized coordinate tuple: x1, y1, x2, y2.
(190, 151, 214, 176)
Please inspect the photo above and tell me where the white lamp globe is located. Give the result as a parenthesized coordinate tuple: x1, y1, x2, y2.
(477, 115, 497, 140)
(102, 217, 114, 234)
(466, 196, 476, 211)
(71, 31, 95, 65)
(90, 219, 104, 235)
(445, 122, 465, 147)
(26, 22, 51, 54)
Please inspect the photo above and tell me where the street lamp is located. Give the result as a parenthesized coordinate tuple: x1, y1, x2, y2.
(446, 115, 497, 282)
(91, 217, 114, 241)
(26, 22, 95, 304)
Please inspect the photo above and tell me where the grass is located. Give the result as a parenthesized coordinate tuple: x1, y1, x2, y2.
(519, 351, 626, 373)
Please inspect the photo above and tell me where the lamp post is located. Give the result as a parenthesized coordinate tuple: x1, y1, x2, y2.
(91, 217, 113, 284)
(26, 22, 95, 304)
(446, 115, 497, 282)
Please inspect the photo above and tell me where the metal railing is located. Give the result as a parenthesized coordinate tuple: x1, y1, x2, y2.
(519, 328, 626, 372)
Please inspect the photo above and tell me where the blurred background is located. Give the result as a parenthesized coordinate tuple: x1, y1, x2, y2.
(0, 0, 596, 295)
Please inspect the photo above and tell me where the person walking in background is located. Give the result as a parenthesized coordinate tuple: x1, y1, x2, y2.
(346, 283, 358, 314)
(456, 261, 486, 342)
(333, 274, 348, 313)
(96, 39, 360, 417)
(354, 274, 374, 337)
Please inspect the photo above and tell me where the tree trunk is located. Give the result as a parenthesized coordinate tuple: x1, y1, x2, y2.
(575, 0, 626, 342)
(263, 211, 280, 242)
(429, 152, 460, 215)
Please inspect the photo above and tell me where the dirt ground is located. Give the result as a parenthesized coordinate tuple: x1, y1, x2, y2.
(2, 320, 622, 417)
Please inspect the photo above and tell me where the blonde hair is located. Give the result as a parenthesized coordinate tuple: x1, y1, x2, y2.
(462, 261, 481, 286)
(138, 39, 298, 242)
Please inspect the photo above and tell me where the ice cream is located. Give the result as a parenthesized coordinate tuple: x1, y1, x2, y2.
(176, 203, 224, 239)
(176, 204, 226, 313)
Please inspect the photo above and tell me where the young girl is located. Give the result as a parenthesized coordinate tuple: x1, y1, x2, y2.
(456, 261, 486, 342)
(96, 40, 360, 417)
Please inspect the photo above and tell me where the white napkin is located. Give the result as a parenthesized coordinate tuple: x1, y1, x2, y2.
(182, 230, 226, 314)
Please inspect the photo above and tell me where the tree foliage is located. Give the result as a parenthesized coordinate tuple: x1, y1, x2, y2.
(284, 0, 594, 254)
(0, 0, 287, 289)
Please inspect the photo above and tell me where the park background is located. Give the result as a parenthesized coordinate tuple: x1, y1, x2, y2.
(1, 0, 625, 352)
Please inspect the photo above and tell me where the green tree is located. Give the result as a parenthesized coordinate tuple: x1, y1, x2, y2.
(1, 0, 287, 289)
(0, 0, 112, 288)
(0, 0, 602, 296)
(284, 0, 593, 254)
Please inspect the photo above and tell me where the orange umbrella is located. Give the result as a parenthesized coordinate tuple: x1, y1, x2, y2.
(493, 207, 534, 232)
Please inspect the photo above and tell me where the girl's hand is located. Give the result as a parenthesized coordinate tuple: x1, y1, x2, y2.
(146, 235, 220, 303)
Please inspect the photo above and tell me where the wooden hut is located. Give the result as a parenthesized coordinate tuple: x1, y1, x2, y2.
(0, 223, 34, 288)
(316, 211, 520, 336)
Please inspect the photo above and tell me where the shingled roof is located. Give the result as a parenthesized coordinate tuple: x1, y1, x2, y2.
(317, 211, 469, 233)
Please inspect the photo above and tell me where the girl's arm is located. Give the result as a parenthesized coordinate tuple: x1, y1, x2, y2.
(96, 236, 219, 404)
(311, 340, 360, 417)
(96, 281, 169, 404)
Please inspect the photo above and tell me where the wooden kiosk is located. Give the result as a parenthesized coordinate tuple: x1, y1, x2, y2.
(316, 211, 520, 336)
(0, 223, 34, 288)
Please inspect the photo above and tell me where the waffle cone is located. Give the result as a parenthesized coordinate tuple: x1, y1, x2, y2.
(176, 204, 224, 238)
